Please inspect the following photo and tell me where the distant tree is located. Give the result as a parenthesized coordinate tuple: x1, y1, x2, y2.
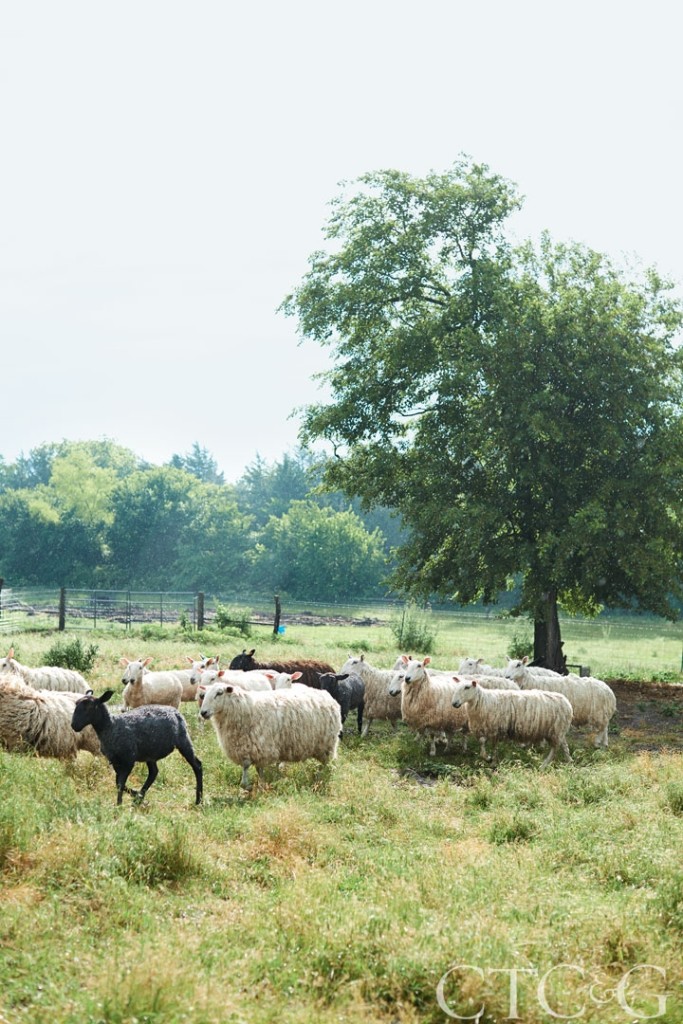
(105, 467, 200, 588)
(169, 443, 225, 485)
(237, 450, 313, 527)
(283, 160, 683, 670)
(0, 490, 102, 586)
(174, 486, 253, 591)
(249, 500, 388, 600)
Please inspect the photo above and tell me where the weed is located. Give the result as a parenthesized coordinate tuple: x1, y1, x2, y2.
(42, 637, 99, 673)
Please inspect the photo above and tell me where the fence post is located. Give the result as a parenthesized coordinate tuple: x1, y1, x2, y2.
(58, 588, 66, 631)
(273, 594, 281, 636)
(0, 578, 3, 621)
(197, 592, 205, 630)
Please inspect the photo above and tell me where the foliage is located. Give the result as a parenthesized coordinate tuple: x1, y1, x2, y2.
(249, 499, 388, 601)
(283, 158, 683, 668)
(390, 601, 437, 654)
(168, 442, 225, 485)
(213, 603, 252, 635)
(507, 629, 534, 660)
(42, 637, 99, 673)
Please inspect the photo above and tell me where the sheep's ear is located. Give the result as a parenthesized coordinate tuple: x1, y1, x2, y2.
(476, 658, 484, 667)
(99, 690, 115, 703)
(119, 658, 129, 666)
(248, 649, 256, 657)
(360, 653, 365, 662)
(291, 671, 302, 682)
(186, 657, 194, 665)
(143, 657, 153, 667)
(337, 673, 349, 681)
(424, 656, 431, 666)
(263, 671, 276, 680)
(7, 647, 14, 658)
(85, 688, 94, 696)
(521, 656, 529, 665)
(401, 654, 409, 664)
(471, 680, 478, 688)
(217, 670, 225, 678)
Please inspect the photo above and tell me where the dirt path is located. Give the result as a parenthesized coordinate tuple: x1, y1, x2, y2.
(608, 678, 683, 750)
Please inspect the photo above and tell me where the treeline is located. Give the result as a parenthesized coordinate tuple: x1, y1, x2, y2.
(0, 440, 406, 601)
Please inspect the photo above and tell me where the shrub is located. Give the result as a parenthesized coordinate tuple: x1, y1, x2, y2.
(507, 629, 533, 661)
(390, 601, 436, 654)
(213, 603, 252, 636)
(43, 637, 99, 674)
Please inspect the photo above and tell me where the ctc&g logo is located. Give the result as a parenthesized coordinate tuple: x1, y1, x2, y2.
(436, 963, 668, 1020)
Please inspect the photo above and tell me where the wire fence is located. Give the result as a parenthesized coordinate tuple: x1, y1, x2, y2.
(2, 586, 683, 677)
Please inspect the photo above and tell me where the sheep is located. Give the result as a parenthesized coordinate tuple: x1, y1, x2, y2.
(228, 648, 335, 689)
(451, 678, 573, 767)
(120, 658, 184, 710)
(199, 681, 341, 790)
(317, 671, 365, 735)
(337, 654, 403, 737)
(71, 689, 203, 805)
(505, 657, 563, 679)
(503, 660, 616, 748)
(0, 677, 101, 759)
(387, 657, 469, 755)
(180, 654, 221, 701)
(0, 646, 90, 693)
(194, 667, 301, 715)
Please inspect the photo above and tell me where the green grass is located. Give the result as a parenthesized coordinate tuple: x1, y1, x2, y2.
(1, 627, 683, 1023)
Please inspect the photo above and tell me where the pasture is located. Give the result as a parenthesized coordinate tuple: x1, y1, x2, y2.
(1, 624, 683, 1024)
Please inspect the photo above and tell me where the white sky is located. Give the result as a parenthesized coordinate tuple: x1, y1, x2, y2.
(1, 0, 681, 483)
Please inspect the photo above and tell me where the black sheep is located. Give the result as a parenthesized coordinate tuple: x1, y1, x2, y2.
(71, 690, 203, 805)
(317, 671, 365, 735)
(229, 648, 335, 689)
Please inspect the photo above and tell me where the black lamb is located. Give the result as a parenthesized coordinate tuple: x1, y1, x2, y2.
(317, 671, 365, 735)
(71, 690, 203, 805)
(229, 648, 335, 689)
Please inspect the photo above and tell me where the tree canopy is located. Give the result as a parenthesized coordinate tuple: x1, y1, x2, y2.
(282, 159, 683, 669)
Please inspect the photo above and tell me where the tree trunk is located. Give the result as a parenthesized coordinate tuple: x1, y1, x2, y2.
(532, 588, 566, 673)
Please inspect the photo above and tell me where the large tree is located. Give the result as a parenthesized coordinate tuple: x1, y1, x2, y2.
(282, 160, 683, 670)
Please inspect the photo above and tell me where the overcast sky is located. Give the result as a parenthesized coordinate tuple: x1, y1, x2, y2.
(1, 0, 681, 483)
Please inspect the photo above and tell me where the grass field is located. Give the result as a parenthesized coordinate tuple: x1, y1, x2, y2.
(1, 624, 683, 1024)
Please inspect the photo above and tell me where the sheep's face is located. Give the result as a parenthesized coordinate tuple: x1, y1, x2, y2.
(71, 690, 114, 730)
(200, 683, 244, 719)
(403, 658, 430, 686)
(319, 673, 340, 699)
(0, 654, 18, 675)
(451, 679, 475, 708)
(388, 672, 405, 697)
(189, 656, 217, 684)
(120, 658, 151, 685)
(458, 657, 484, 675)
(338, 654, 365, 676)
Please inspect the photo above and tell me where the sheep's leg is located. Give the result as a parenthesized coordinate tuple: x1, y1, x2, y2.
(240, 761, 252, 790)
(177, 737, 204, 803)
(594, 723, 609, 748)
(428, 733, 437, 757)
(540, 744, 558, 769)
(357, 702, 364, 735)
(113, 762, 136, 805)
(361, 717, 372, 739)
(138, 761, 159, 800)
(478, 735, 489, 761)
(560, 737, 572, 762)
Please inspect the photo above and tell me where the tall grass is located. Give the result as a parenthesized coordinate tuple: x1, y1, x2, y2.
(0, 625, 682, 1023)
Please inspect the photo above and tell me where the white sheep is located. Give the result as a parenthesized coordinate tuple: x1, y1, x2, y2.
(388, 657, 470, 756)
(181, 654, 221, 701)
(505, 657, 563, 679)
(199, 681, 341, 790)
(120, 658, 183, 710)
(337, 654, 403, 737)
(451, 678, 573, 767)
(503, 660, 616, 748)
(0, 677, 101, 758)
(0, 646, 90, 693)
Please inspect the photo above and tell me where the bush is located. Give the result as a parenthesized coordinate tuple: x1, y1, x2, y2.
(213, 604, 252, 636)
(43, 637, 98, 674)
(390, 602, 436, 654)
(507, 629, 533, 661)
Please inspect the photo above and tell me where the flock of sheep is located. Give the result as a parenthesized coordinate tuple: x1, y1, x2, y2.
(0, 643, 617, 805)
